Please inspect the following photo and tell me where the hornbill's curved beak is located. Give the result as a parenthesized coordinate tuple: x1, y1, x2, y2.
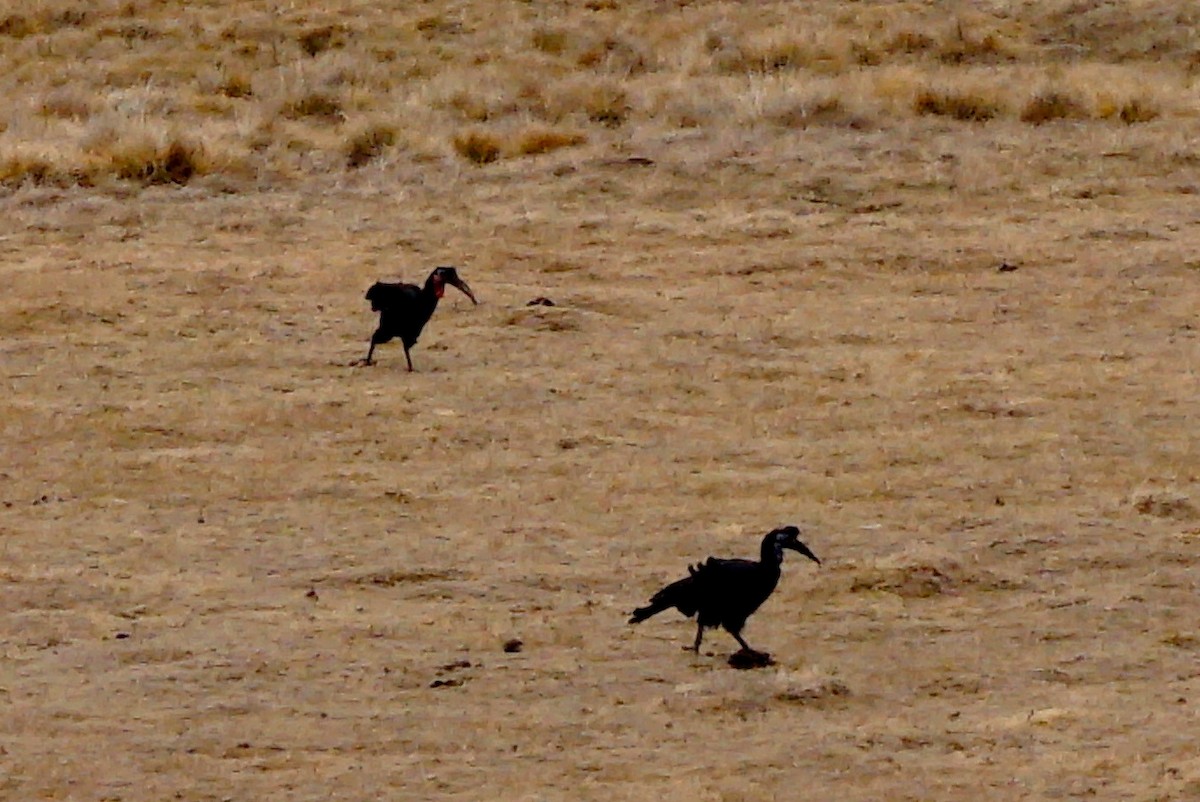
(786, 540, 821, 566)
(448, 276, 478, 305)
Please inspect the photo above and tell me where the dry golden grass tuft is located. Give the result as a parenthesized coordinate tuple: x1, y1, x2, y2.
(282, 90, 345, 123)
(452, 128, 501, 164)
(1117, 98, 1160, 124)
(449, 123, 586, 164)
(216, 73, 254, 99)
(1020, 90, 1089, 124)
(561, 80, 630, 128)
(344, 121, 397, 168)
(931, 24, 1019, 66)
(913, 87, 1002, 122)
(106, 136, 208, 185)
(765, 95, 867, 129)
(0, 148, 82, 188)
(297, 24, 349, 58)
(513, 126, 587, 156)
(37, 88, 94, 121)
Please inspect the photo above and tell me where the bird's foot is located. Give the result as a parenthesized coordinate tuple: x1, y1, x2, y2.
(728, 648, 774, 670)
(350, 358, 375, 367)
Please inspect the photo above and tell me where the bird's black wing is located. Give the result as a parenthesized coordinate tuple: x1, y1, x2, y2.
(690, 557, 777, 622)
(366, 281, 421, 312)
(691, 557, 758, 584)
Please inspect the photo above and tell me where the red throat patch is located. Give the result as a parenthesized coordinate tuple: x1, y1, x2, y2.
(434, 281, 445, 298)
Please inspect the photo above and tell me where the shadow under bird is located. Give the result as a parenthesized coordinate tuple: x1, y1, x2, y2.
(357, 266, 478, 370)
(628, 525, 820, 660)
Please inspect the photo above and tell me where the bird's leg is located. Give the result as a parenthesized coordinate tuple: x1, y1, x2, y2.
(692, 622, 704, 653)
(731, 631, 763, 657)
(403, 343, 414, 372)
(356, 330, 386, 366)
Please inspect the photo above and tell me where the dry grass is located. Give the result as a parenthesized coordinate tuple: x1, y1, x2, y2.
(344, 122, 397, 168)
(107, 136, 208, 185)
(5, 2, 1200, 801)
(513, 126, 588, 156)
(452, 129, 501, 164)
(914, 88, 1002, 122)
(1020, 91, 1089, 125)
(0, 0, 1193, 183)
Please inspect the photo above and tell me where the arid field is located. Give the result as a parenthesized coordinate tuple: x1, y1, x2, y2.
(3, 1, 1200, 799)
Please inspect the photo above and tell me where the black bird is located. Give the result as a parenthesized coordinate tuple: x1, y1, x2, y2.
(628, 525, 820, 658)
(358, 266, 478, 369)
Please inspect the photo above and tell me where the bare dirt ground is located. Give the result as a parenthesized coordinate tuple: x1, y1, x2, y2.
(4, 2, 1200, 801)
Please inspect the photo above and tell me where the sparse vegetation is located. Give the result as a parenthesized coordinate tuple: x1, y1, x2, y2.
(452, 129, 500, 164)
(513, 126, 587, 156)
(913, 88, 1002, 121)
(298, 24, 348, 57)
(344, 122, 397, 168)
(216, 74, 253, 99)
(0, 1, 1192, 186)
(581, 83, 629, 127)
(282, 91, 345, 123)
(1020, 91, 1088, 124)
(108, 137, 207, 185)
(1118, 98, 1160, 124)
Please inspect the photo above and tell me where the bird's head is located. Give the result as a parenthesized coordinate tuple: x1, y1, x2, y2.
(769, 525, 821, 565)
(430, 266, 478, 304)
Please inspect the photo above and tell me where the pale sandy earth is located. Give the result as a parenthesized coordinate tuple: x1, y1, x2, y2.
(3, 3, 1200, 800)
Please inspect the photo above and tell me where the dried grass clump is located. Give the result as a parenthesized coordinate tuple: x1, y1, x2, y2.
(107, 137, 208, 185)
(282, 91, 344, 123)
(415, 15, 463, 38)
(886, 30, 937, 56)
(531, 25, 649, 73)
(0, 14, 35, 38)
(1117, 98, 1160, 124)
(452, 129, 501, 165)
(936, 28, 1016, 65)
(0, 9, 88, 38)
(0, 150, 89, 188)
(514, 127, 586, 156)
(345, 123, 397, 168)
(450, 125, 586, 165)
(441, 89, 493, 123)
(217, 74, 253, 99)
(710, 32, 810, 74)
(38, 88, 93, 120)
(298, 24, 348, 57)
(1020, 91, 1088, 124)
(913, 88, 1001, 122)
(531, 26, 570, 56)
(1132, 490, 1196, 520)
(651, 87, 737, 129)
(581, 84, 629, 127)
(546, 79, 631, 127)
(764, 95, 870, 129)
(865, 22, 1018, 67)
(576, 35, 650, 75)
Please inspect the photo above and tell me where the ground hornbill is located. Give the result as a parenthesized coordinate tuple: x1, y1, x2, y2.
(629, 525, 820, 660)
(357, 266, 477, 370)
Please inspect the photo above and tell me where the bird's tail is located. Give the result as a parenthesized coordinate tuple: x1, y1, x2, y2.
(628, 602, 666, 624)
(628, 572, 701, 624)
